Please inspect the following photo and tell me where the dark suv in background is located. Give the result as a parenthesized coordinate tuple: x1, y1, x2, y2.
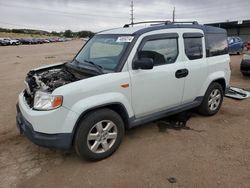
(241, 51, 250, 76)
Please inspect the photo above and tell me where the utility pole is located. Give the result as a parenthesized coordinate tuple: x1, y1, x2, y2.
(172, 6, 175, 22)
(130, 1, 134, 26)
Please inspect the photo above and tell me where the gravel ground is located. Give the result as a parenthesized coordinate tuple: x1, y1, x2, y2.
(0, 41, 250, 188)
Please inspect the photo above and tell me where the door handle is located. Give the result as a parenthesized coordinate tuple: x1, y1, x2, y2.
(175, 69, 189, 78)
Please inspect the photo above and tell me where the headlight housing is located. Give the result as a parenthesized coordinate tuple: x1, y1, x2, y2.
(34, 91, 63, 110)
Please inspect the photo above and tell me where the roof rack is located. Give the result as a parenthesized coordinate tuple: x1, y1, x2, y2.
(172, 21, 199, 25)
(123, 20, 199, 28)
(123, 20, 171, 28)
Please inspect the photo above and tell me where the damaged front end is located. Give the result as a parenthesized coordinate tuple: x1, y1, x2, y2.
(24, 63, 90, 108)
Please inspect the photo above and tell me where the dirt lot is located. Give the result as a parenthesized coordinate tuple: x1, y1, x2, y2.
(0, 41, 250, 188)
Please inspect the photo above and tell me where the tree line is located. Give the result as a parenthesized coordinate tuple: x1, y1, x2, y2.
(0, 28, 94, 38)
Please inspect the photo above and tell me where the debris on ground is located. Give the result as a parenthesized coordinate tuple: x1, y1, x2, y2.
(45, 56, 55, 59)
(167, 177, 178, 183)
(225, 86, 250, 100)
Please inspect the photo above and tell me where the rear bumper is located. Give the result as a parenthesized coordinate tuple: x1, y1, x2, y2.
(241, 70, 250, 74)
(16, 104, 72, 149)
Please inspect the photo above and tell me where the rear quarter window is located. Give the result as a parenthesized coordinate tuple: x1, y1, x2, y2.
(206, 34, 228, 57)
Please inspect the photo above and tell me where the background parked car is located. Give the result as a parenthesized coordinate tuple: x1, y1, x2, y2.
(228, 36, 244, 54)
(32, 38, 44, 44)
(42, 39, 50, 43)
(241, 51, 250, 76)
(1, 36, 67, 46)
(19, 38, 33, 44)
(244, 40, 250, 51)
(3, 38, 20, 45)
(48, 38, 56, 42)
(10, 39, 20, 45)
(0, 38, 9, 46)
(58, 38, 66, 42)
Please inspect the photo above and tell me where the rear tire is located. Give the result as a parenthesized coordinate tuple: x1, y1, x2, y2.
(74, 109, 124, 161)
(197, 82, 224, 116)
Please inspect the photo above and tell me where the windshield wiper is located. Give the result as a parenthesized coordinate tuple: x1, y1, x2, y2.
(83, 60, 104, 74)
(73, 59, 104, 74)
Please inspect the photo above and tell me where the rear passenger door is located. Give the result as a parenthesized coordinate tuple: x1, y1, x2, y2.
(182, 32, 208, 103)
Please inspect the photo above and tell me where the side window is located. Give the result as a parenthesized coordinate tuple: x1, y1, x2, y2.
(206, 34, 228, 57)
(236, 37, 242, 42)
(139, 38, 178, 65)
(184, 37, 203, 60)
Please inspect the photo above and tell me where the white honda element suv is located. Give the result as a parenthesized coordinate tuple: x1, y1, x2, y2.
(16, 21, 231, 160)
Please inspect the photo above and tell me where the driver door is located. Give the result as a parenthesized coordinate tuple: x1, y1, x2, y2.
(129, 34, 186, 118)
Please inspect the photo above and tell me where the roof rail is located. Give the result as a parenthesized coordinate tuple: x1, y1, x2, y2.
(123, 20, 199, 28)
(172, 21, 199, 25)
(123, 20, 171, 28)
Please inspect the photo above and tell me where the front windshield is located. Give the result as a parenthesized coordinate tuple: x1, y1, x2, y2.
(74, 34, 134, 71)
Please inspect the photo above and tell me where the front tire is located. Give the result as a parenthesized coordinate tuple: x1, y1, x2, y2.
(74, 109, 124, 161)
(197, 82, 224, 116)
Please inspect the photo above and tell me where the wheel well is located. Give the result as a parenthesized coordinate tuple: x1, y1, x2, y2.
(104, 104, 129, 126)
(71, 103, 129, 146)
(213, 78, 226, 92)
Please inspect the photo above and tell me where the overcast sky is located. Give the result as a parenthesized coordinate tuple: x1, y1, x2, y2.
(0, 0, 249, 32)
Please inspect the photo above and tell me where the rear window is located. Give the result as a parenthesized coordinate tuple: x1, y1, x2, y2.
(206, 34, 228, 57)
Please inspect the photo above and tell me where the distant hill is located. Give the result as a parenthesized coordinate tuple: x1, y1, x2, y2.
(0, 32, 52, 38)
(0, 28, 49, 35)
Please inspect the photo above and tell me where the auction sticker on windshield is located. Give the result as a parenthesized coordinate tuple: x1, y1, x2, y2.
(116, 36, 134, 43)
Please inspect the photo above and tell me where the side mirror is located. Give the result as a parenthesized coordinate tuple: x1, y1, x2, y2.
(132, 58, 154, 70)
